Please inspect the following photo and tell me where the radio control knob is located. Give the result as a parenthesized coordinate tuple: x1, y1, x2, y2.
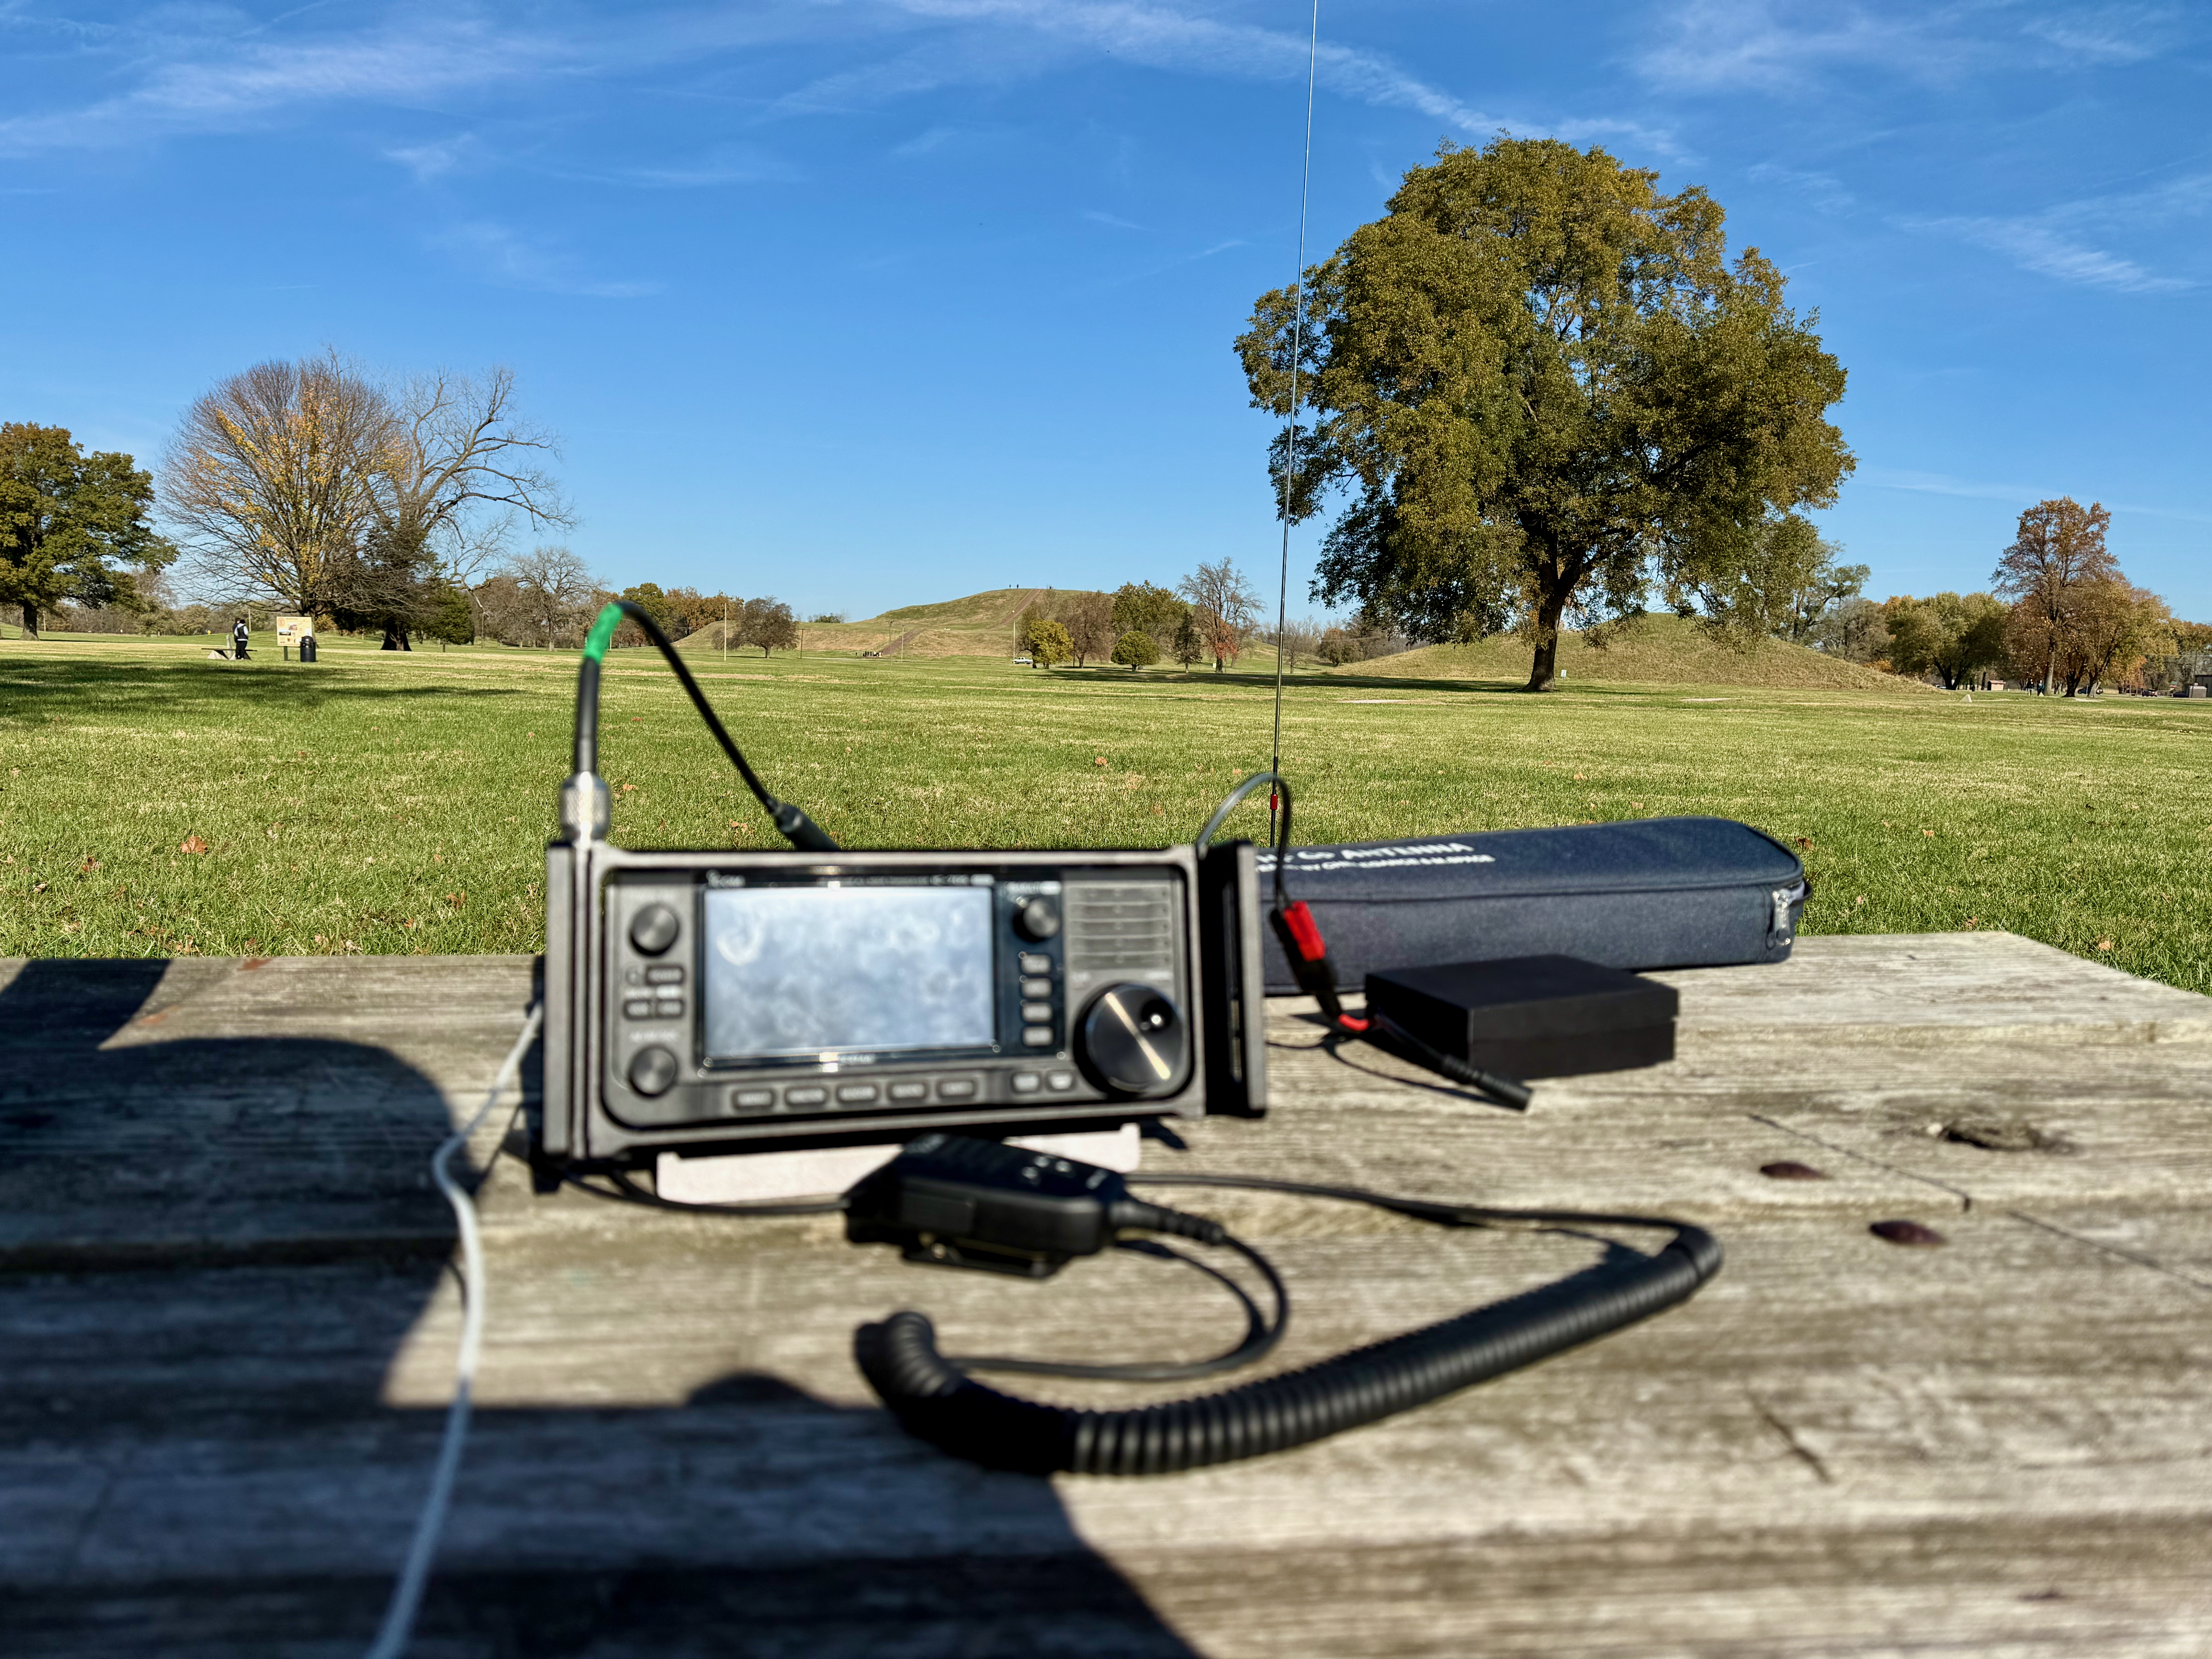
(1074, 984, 1187, 1098)
(1014, 896, 1061, 942)
(628, 1046, 679, 1097)
(629, 903, 680, 956)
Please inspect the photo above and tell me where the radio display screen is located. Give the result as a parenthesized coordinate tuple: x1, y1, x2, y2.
(700, 885, 996, 1059)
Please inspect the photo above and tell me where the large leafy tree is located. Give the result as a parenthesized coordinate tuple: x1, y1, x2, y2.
(1882, 592, 2010, 689)
(1110, 581, 1189, 651)
(162, 356, 389, 623)
(0, 424, 175, 636)
(1238, 137, 1854, 690)
(1669, 514, 1866, 644)
(1991, 498, 2118, 695)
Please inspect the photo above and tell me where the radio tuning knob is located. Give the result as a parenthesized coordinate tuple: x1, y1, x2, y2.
(1075, 984, 1187, 1098)
(629, 903, 680, 956)
(629, 1046, 679, 1098)
(1014, 896, 1061, 941)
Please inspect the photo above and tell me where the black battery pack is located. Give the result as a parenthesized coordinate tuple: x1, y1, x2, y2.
(1364, 955, 1678, 1081)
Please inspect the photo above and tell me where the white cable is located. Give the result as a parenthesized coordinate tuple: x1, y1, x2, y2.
(364, 1000, 544, 1659)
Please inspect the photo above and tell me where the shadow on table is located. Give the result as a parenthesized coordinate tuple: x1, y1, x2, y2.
(0, 959, 1196, 1659)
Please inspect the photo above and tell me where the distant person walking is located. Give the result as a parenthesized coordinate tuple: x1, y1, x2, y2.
(232, 618, 251, 661)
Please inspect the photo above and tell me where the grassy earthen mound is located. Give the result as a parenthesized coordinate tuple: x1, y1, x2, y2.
(1349, 615, 1927, 692)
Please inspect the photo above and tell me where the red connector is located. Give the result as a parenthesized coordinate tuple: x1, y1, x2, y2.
(1269, 902, 1369, 1032)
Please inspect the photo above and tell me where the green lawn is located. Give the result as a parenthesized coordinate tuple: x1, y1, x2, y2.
(2, 632, 2207, 994)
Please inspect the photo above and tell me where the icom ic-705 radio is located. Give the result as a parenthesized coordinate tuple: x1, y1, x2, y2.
(541, 840, 1268, 1167)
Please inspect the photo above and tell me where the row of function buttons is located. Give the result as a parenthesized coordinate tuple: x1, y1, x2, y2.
(731, 1069, 1080, 1114)
(1017, 950, 1058, 1049)
(621, 964, 686, 1022)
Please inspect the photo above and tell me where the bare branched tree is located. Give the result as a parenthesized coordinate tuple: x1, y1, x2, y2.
(1177, 558, 1260, 672)
(163, 356, 570, 649)
(350, 368, 572, 647)
(481, 544, 601, 648)
(161, 354, 392, 620)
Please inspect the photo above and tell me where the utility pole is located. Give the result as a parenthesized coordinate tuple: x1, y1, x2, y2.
(722, 598, 728, 665)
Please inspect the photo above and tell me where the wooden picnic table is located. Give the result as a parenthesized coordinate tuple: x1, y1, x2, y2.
(5, 933, 2210, 1656)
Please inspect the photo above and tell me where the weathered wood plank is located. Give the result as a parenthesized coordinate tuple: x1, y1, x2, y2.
(7, 1208, 2211, 1653)
(6, 937, 2212, 1656)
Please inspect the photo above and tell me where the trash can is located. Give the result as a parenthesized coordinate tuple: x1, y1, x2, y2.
(299, 635, 318, 663)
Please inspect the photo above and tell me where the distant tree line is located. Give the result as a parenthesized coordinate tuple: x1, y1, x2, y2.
(1805, 498, 2189, 696)
(1014, 560, 1271, 672)
(4, 359, 802, 656)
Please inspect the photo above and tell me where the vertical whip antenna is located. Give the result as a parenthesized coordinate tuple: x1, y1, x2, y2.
(1269, 0, 1321, 843)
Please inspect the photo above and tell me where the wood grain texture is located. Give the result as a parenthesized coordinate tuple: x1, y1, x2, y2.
(4, 935, 2211, 1656)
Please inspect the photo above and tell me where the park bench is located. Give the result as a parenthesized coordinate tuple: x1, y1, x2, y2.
(4, 933, 2210, 1655)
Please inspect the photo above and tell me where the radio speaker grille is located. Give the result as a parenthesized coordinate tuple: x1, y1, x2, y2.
(1065, 882, 1175, 976)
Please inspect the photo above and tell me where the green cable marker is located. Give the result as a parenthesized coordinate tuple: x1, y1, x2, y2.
(582, 603, 622, 663)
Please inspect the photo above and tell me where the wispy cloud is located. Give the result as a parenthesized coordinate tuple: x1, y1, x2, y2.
(433, 221, 660, 299)
(1638, 1, 1978, 92)
(1930, 217, 2188, 292)
(1084, 209, 1148, 231)
(596, 145, 800, 188)
(0, 15, 582, 156)
(1747, 161, 1855, 214)
(771, 0, 1673, 154)
(1914, 170, 2211, 293)
(1865, 468, 2212, 524)
(1638, 0, 2192, 93)
(2023, 4, 2184, 65)
(386, 134, 481, 182)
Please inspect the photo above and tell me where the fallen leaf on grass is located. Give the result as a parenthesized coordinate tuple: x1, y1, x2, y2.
(2096, 938, 2115, 952)
(180, 835, 209, 854)
(1094, 757, 1109, 767)
(32, 882, 48, 894)
(1794, 837, 1812, 851)
(445, 892, 466, 909)
(79, 858, 100, 872)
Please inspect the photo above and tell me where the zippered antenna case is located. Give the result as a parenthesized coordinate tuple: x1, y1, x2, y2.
(1259, 816, 1808, 994)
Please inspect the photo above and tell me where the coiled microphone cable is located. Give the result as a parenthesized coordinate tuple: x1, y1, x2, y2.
(851, 1140, 1720, 1476)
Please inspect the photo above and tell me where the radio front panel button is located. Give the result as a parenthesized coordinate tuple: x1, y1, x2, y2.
(783, 1085, 829, 1109)
(653, 998, 685, 1018)
(1010, 1072, 1043, 1095)
(1018, 953, 1053, 977)
(835, 1082, 880, 1105)
(628, 903, 681, 957)
(1021, 1026, 1054, 1048)
(1020, 1001, 1053, 1024)
(732, 1087, 775, 1110)
(627, 1046, 680, 1098)
(1046, 1071, 1077, 1092)
(644, 965, 686, 986)
(936, 1077, 979, 1100)
(1020, 976, 1052, 999)
(887, 1081, 929, 1103)
(622, 997, 654, 1020)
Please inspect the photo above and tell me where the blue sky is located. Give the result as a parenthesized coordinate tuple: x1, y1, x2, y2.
(4, 1, 2208, 623)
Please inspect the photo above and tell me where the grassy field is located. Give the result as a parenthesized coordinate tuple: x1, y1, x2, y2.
(2, 630, 2207, 994)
